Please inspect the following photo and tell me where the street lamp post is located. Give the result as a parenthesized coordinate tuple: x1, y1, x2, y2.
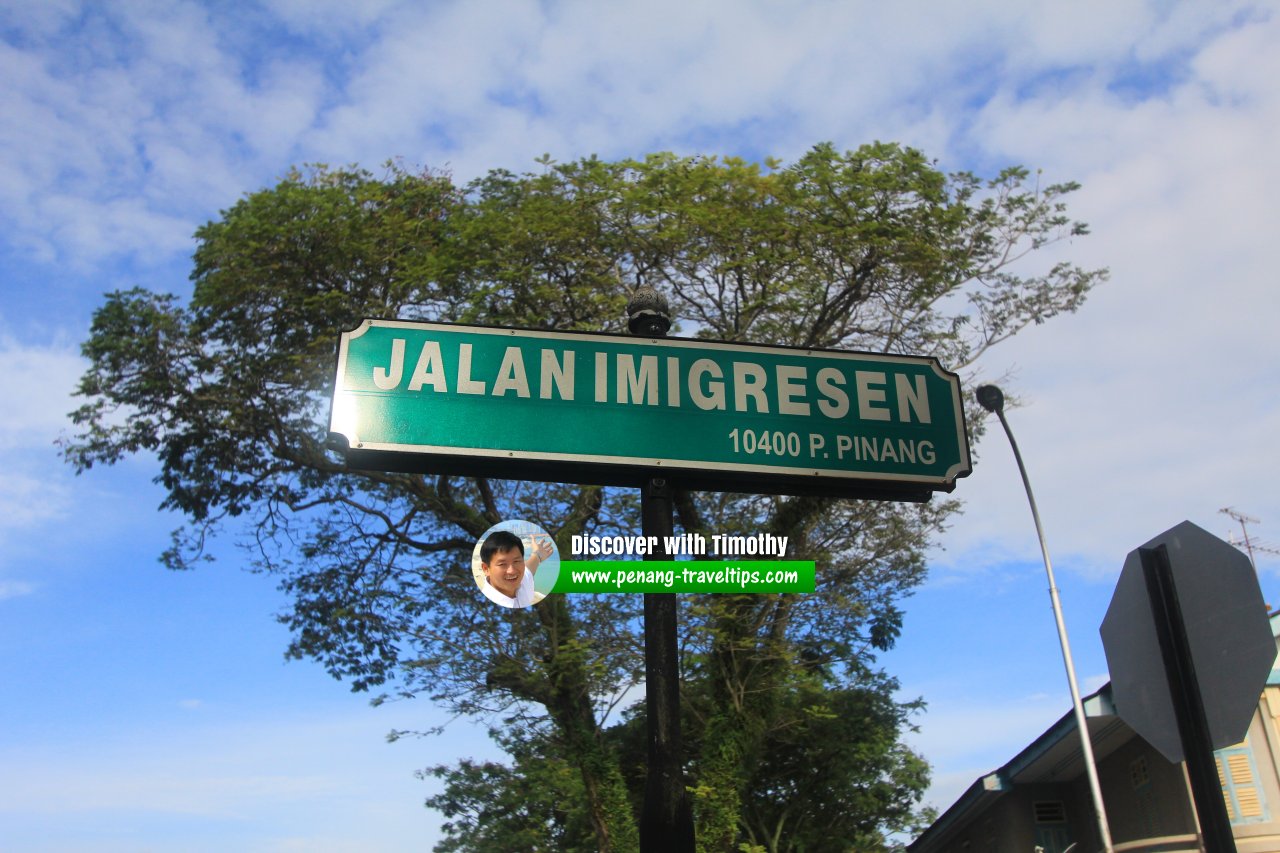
(976, 385, 1114, 853)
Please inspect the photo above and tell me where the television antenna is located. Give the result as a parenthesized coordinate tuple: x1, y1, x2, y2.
(1220, 507, 1280, 572)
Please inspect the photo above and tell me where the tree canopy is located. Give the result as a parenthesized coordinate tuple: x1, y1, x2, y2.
(65, 142, 1105, 852)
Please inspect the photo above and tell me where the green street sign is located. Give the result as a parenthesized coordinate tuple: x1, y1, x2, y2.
(329, 320, 971, 499)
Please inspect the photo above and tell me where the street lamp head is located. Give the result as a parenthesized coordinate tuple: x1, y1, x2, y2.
(975, 384, 1005, 414)
(626, 284, 672, 337)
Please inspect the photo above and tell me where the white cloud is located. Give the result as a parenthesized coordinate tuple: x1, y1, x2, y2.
(928, 9, 1280, 583)
(0, 336, 89, 536)
(0, 2, 328, 266)
(2, 0, 1268, 270)
(0, 580, 36, 601)
(0, 470, 71, 533)
(0, 705, 496, 850)
(1082, 672, 1110, 694)
(263, 0, 401, 35)
(904, 690, 1074, 810)
(0, 335, 85, 449)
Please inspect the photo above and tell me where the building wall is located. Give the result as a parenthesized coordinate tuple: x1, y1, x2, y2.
(947, 793, 1035, 853)
(914, 692, 1280, 852)
(912, 615, 1280, 852)
(1225, 696, 1280, 852)
(1094, 731, 1196, 844)
(919, 784, 1100, 853)
(1023, 781, 1099, 853)
(1089, 699, 1280, 852)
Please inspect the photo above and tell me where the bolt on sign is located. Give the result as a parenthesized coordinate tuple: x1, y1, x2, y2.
(329, 320, 972, 500)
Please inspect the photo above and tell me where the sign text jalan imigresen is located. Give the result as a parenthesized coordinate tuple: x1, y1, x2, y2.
(369, 337, 935, 426)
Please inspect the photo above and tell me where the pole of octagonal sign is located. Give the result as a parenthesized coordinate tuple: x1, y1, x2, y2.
(1138, 543, 1237, 852)
(628, 286, 696, 853)
(976, 385, 1115, 853)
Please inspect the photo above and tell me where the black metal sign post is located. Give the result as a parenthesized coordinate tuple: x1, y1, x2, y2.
(1140, 544, 1237, 852)
(628, 287, 696, 852)
(640, 476, 695, 851)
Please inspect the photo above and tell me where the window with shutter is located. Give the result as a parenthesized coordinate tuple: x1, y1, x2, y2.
(1130, 755, 1150, 790)
(1215, 739, 1268, 824)
(1032, 801, 1072, 853)
(1130, 757, 1158, 836)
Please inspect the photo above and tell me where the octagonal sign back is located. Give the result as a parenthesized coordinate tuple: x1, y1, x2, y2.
(1100, 520, 1276, 764)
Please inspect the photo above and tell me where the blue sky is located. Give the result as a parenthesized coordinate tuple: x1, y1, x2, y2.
(2, 1, 1279, 849)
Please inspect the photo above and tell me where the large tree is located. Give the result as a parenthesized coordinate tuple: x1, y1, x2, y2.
(65, 143, 1104, 852)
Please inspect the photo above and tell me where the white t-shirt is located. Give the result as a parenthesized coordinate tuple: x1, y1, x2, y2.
(482, 568, 536, 608)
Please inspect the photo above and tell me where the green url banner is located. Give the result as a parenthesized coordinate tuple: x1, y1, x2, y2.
(554, 561, 816, 593)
